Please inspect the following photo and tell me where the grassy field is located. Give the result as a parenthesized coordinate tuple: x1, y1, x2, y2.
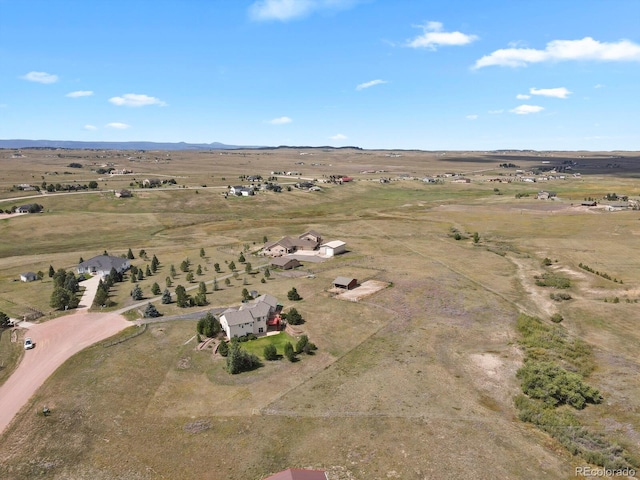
(0, 148, 639, 479)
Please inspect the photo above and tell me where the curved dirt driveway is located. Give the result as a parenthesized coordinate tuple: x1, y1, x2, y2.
(0, 312, 130, 435)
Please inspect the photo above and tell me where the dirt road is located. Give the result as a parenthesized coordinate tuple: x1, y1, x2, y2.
(0, 312, 130, 435)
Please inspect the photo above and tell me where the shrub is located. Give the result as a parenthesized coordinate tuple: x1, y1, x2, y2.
(227, 342, 261, 374)
(534, 273, 571, 289)
(287, 287, 302, 301)
(287, 308, 303, 325)
(295, 334, 308, 354)
(263, 344, 278, 360)
(218, 340, 229, 357)
(551, 313, 564, 323)
(284, 342, 295, 362)
(143, 303, 161, 318)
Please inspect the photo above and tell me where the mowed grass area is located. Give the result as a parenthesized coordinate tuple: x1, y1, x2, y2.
(1, 148, 640, 479)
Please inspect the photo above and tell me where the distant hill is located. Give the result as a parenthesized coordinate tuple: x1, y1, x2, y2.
(0, 139, 260, 151)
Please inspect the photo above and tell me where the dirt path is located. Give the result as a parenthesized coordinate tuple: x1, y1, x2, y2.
(0, 312, 130, 435)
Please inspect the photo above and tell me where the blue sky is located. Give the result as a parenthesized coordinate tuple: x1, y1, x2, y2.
(1, 0, 639, 150)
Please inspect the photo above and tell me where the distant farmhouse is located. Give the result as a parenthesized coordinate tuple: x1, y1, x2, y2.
(115, 189, 132, 198)
(230, 185, 254, 196)
(219, 294, 281, 338)
(263, 230, 323, 257)
(319, 240, 346, 257)
(270, 257, 302, 270)
(20, 272, 38, 282)
(77, 255, 131, 278)
(16, 203, 43, 214)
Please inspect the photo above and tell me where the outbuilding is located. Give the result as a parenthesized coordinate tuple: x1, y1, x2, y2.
(320, 240, 346, 257)
(333, 276, 358, 290)
(270, 257, 302, 270)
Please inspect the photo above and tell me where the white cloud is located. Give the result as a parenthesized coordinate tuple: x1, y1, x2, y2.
(466, 115, 478, 120)
(474, 37, 640, 68)
(330, 133, 347, 140)
(249, 0, 357, 22)
(67, 90, 94, 98)
(594, 84, 604, 89)
(516, 94, 531, 100)
(21, 71, 58, 84)
(106, 122, 130, 129)
(510, 104, 544, 115)
(356, 79, 387, 91)
(109, 93, 167, 107)
(268, 116, 292, 125)
(406, 21, 478, 50)
(530, 87, 571, 98)
(488, 109, 504, 114)
(84, 124, 97, 131)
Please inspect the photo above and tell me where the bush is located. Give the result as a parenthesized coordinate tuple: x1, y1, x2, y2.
(287, 308, 303, 325)
(143, 303, 161, 318)
(534, 273, 571, 289)
(218, 340, 229, 357)
(284, 342, 296, 362)
(295, 334, 308, 354)
(517, 361, 602, 409)
(263, 344, 278, 360)
(551, 313, 564, 323)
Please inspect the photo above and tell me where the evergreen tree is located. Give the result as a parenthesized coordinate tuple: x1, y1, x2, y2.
(287, 287, 302, 301)
(166, 276, 172, 287)
(180, 259, 190, 272)
(151, 282, 161, 295)
(50, 287, 79, 310)
(214, 263, 221, 273)
(64, 272, 79, 293)
(48, 265, 55, 278)
(225, 278, 231, 286)
(238, 252, 245, 263)
(200, 247, 205, 258)
(198, 281, 207, 294)
(145, 265, 152, 277)
(93, 284, 109, 308)
(245, 262, 252, 274)
(186, 272, 194, 282)
(264, 344, 278, 361)
(196, 264, 203, 275)
(295, 334, 309, 354)
(229, 261, 236, 271)
(227, 342, 260, 374)
(130, 272, 137, 283)
(127, 248, 135, 259)
(218, 340, 229, 357)
(131, 285, 143, 300)
(139, 249, 146, 259)
(161, 289, 172, 304)
(287, 307, 303, 325)
(264, 267, 270, 279)
(79, 256, 84, 264)
(241, 288, 251, 301)
(194, 292, 207, 306)
(0, 311, 10, 328)
(175, 285, 189, 307)
(143, 303, 161, 318)
(284, 342, 295, 362)
(170, 264, 177, 278)
(137, 269, 144, 281)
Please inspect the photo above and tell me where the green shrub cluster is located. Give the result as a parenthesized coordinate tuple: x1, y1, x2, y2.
(515, 395, 638, 470)
(550, 292, 572, 302)
(534, 273, 571, 289)
(514, 314, 639, 470)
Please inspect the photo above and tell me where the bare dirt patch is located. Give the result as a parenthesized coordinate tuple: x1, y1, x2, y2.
(334, 280, 389, 301)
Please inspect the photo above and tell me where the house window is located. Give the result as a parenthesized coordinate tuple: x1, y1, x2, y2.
(258, 328, 263, 333)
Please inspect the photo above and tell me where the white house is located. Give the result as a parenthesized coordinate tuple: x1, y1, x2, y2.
(230, 186, 254, 196)
(20, 272, 38, 282)
(219, 294, 279, 338)
(77, 255, 131, 278)
(319, 240, 346, 257)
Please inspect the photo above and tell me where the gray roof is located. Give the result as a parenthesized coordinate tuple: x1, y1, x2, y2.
(222, 309, 255, 326)
(270, 257, 301, 267)
(78, 255, 128, 271)
(222, 294, 279, 325)
(255, 294, 279, 309)
(333, 276, 356, 286)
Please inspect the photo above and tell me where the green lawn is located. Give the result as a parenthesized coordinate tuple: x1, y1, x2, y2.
(238, 332, 298, 359)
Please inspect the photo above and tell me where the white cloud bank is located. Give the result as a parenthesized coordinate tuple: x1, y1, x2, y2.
(268, 116, 292, 125)
(106, 122, 130, 129)
(516, 94, 531, 100)
(466, 115, 478, 120)
(356, 79, 387, 90)
(109, 93, 167, 107)
(529, 87, 571, 98)
(249, 0, 358, 22)
(84, 125, 97, 131)
(474, 37, 640, 68)
(406, 21, 478, 50)
(510, 105, 544, 115)
(67, 90, 94, 98)
(21, 71, 58, 84)
(330, 133, 347, 140)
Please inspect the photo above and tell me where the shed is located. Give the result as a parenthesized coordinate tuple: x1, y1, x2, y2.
(320, 240, 346, 257)
(270, 257, 302, 270)
(333, 276, 358, 290)
(20, 272, 38, 282)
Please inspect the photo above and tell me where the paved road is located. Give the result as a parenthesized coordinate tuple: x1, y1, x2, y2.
(0, 312, 130, 435)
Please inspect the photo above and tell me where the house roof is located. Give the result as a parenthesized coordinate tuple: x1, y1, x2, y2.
(299, 230, 322, 239)
(221, 309, 255, 326)
(255, 294, 279, 309)
(270, 257, 300, 267)
(333, 276, 356, 286)
(263, 468, 327, 480)
(321, 240, 346, 249)
(78, 255, 129, 272)
(240, 300, 271, 318)
(21, 272, 37, 278)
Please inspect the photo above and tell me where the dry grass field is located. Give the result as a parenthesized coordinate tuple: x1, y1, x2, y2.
(0, 148, 639, 479)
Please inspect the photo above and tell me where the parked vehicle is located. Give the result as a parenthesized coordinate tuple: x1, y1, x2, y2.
(24, 337, 34, 350)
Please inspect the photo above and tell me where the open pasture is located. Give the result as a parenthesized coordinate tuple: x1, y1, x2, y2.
(0, 148, 639, 479)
